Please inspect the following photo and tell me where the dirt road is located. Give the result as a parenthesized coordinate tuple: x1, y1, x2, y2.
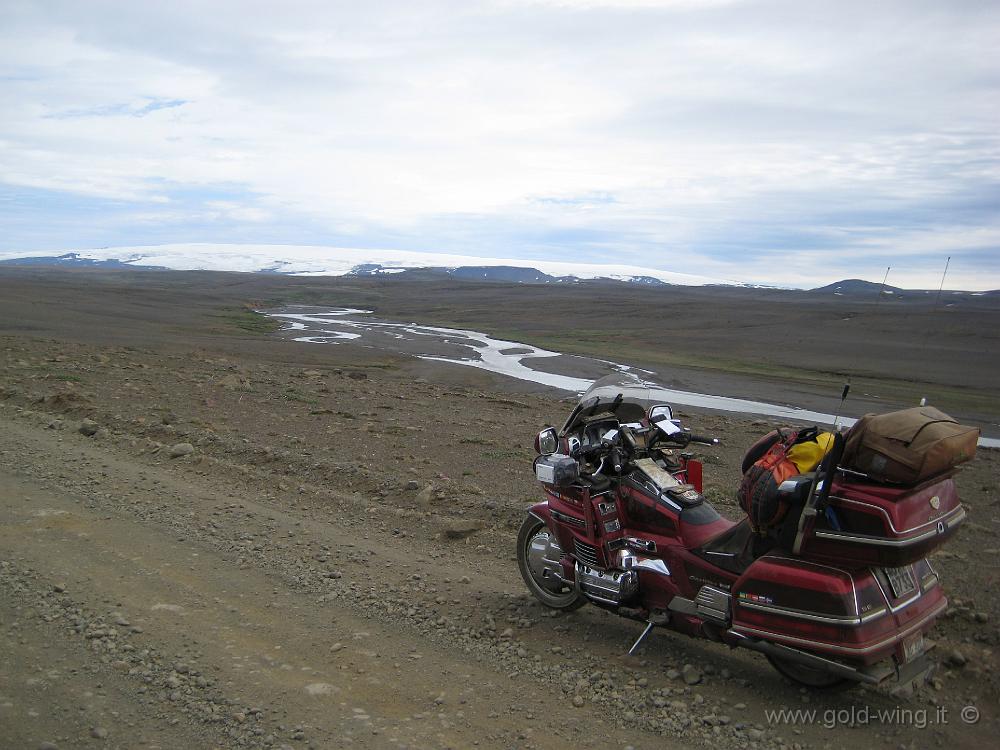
(3, 408, 690, 749)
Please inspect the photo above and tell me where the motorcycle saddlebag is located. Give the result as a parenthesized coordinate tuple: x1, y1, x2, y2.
(841, 407, 979, 486)
(732, 554, 946, 666)
(799, 475, 966, 567)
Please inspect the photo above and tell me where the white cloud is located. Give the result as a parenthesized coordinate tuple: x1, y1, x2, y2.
(0, 0, 997, 288)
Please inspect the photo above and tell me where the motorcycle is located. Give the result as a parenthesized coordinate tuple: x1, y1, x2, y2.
(517, 375, 965, 689)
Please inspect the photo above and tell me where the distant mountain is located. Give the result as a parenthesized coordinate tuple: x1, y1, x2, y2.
(448, 265, 558, 283)
(617, 274, 669, 286)
(4, 245, 988, 293)
(449, 266, 558, 284)
(811, 278, 998, 300)
(345, 263, 680, 286)
(812, 279, 904, 295)
(345, 263, 407, 276)
(0, 245, 735, 287)
(0, 252, 167, 270)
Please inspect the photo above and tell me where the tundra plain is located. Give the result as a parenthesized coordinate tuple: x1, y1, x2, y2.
(1, 266, 997, 750)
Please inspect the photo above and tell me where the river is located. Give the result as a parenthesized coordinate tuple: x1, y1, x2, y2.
(265, 307, 998, 449)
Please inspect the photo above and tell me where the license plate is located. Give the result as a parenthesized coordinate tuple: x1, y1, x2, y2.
(902, 633, 925, 663)
(884, 565, 917, 599)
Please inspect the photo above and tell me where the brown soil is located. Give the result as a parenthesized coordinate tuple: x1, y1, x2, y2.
(1, 266, 997, 750)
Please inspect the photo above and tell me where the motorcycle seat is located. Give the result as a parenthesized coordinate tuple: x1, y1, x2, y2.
(693, 517, 773, 576)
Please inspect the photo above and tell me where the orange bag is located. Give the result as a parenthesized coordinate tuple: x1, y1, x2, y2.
(737, 428, 805, 531)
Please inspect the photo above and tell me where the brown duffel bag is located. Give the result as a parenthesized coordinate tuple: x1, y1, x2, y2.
(841, 406, 979, 485)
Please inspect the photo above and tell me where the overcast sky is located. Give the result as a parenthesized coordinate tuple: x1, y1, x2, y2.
(1, 0, 998, 289)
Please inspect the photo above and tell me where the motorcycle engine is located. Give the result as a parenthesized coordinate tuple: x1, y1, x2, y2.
(576, 562, 638, 605)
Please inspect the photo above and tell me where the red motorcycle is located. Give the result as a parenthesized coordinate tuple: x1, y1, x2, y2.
(517, 376, 966, 688)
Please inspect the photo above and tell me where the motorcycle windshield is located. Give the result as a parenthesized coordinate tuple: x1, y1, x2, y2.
(560, 373, 671, 435)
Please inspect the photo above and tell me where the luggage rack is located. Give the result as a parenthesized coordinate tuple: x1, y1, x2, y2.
(790, 432, 845, 555)
(834, 462, 960, 490)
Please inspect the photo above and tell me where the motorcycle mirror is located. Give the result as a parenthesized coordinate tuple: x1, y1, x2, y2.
(648, 404, 673, 422)
(648, 405, 681, 436)
(534, 427, 559, 456)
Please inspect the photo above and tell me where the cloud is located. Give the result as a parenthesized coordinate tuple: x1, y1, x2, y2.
(44, 98, 187, 120)
(0, 0, 997, 288)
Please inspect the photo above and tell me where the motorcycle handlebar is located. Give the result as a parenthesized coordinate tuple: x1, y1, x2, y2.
(652, 430, 718, 448)
(582, 428, 717, 459)
(581, 442, 610, 461)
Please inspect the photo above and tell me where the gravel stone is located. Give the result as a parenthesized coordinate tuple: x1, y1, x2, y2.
(169, 442, 195, 458)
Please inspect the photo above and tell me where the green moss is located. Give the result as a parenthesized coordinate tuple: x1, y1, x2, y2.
(215, 307, 282, 335)
(22, 363, 84, 383)
(281, 388, 318, 405)
(43, 373, 82, 382)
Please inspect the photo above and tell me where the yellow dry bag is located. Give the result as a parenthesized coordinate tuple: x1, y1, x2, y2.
(786, 432, 834, 473)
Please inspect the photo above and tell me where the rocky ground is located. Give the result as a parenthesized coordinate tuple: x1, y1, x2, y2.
(0, 270, 998, 750)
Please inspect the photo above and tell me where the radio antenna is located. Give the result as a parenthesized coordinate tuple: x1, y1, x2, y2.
(831, 381, 851, 433)
(832, 266, 891, 432)
(933, 256, 951, 311)
(872, 265, 891, 313)
(920, 256, 951, 407)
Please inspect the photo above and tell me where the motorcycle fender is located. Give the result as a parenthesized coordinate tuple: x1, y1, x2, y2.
(527, 501, 553, 527)
(528, 501, 577, 582)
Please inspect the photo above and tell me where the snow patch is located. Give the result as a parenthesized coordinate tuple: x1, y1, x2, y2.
(0, 243, 737, 286)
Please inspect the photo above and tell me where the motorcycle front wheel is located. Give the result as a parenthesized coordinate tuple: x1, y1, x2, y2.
(516, 515, 585, 611)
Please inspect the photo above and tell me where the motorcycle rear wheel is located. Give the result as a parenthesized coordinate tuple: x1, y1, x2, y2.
(517, 516, 585, 611)
(766, 655, 851, 691)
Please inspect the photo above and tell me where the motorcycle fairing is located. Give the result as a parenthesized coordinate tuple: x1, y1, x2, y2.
(560, 374, 661, 436)
(730, 554, 946, 665)
(535, 482, 622, 570)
